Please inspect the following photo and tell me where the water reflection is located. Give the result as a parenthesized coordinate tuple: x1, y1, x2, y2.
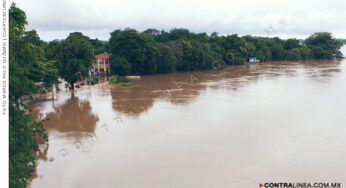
(46, 95, 98, 135)
(32, 95, 99, 140)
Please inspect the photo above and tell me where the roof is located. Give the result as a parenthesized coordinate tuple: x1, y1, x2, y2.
(96, 52, 110, 59)
(248, 57, 257, 59)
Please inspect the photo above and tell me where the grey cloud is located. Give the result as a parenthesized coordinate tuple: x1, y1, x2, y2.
(14, 0, 346, 41)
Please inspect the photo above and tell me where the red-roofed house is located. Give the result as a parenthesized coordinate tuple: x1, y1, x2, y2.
(91, 52, 111, 75)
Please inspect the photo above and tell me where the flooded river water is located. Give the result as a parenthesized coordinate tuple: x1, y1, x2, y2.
(29, 48, 346, 188)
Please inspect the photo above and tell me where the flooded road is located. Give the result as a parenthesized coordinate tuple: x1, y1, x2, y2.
(29, 50, 346, 187)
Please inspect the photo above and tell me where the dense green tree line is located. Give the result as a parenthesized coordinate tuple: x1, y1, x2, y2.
(105, 28, 343, 76)
(45, 29, 343, 78)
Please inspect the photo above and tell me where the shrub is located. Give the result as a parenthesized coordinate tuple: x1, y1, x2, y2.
(90, 77, 99, 85)
(109, 76, 130, 84)
(116, 76, 130, 83)
(109, 76, 117, 84)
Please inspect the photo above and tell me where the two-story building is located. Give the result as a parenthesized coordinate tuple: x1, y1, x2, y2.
(91, 52, 110, 75)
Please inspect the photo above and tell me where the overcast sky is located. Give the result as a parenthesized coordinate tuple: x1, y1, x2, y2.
(13, 0, 346, 41)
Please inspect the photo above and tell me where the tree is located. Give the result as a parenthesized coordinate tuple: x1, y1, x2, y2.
(54, 32, 95, 89)
(110, 56, 132, 76)
(108, 28, 157, 75)
(265, 37, 286, 60)
(45, 40, 62, 61)
(38, 60, 59, 89)
(311, 46, 331, 59)
(168, 28, 192, 40)
(23, 30, 43, 46)
(89, 38, 107, 54)
(9, 3, 49, 187)
(106, 29, 343, 76)
(154, 43, 178, 73)
(305, 32, 343, 58)
(143, 28, 160, 36)
(284, 39, 301, 50)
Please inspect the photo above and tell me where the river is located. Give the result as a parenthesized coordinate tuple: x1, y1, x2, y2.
(29, 47, 346, 188)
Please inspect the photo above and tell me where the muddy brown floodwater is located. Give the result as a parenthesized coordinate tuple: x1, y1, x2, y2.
(28, 48, 346, 188)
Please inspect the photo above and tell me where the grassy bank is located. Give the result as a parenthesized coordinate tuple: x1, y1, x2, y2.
(109, 76, 132, 87)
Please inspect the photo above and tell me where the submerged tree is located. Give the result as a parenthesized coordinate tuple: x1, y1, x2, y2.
(46, 32, 95, 89)
(305, 32, 343, 58)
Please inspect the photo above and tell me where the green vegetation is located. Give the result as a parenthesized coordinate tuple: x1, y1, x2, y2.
(90, 38, 107, 54)
(119, 83, 132, 87)
(107, 29, 343, 76)
(109, 76, 131, 84)
(109, 76, 117, 84)
(90, 76, 99, 85)
(9, 3, 52, 187)
(109, 76, 132, 87)
(115, 76, 130, 83)
(305, 33, 344, 59)
(45, 32, 95, 89)
(109, 56, 132, 76)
